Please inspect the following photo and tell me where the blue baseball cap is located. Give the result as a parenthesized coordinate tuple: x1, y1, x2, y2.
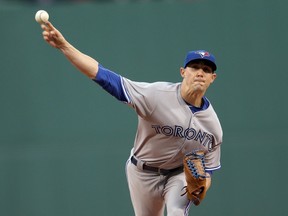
(184, 50, 217, 71)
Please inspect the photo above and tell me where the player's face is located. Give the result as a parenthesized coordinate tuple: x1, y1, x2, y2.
(180, 61, 217, 94)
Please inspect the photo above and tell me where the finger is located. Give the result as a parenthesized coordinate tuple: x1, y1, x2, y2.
(50, 31, 59, 40)
(41, 23, 47, 30)
(42, 30, 52, 38)
(43, 36, 49, 41)
(40, 21, 54, 32)
(45, 21, 56, 30)
(42, 31, 49, 38)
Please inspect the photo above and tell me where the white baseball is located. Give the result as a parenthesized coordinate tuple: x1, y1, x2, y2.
(35, 10, 49, 24)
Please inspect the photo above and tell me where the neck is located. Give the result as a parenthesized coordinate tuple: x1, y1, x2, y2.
(180, 83, 206, 107)
(182, 93, 204, 107)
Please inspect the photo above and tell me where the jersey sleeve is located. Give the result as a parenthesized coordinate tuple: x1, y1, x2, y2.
(205, 145, 221, 172)
(92, 64, 157, 117)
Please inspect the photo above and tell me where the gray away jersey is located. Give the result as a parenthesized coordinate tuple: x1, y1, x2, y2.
(121, 78, 223, 171)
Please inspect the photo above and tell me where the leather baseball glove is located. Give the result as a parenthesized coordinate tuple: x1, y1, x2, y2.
(182, 151, 209, 206)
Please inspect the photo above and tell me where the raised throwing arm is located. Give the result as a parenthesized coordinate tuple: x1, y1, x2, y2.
(41, 21, 99, 79)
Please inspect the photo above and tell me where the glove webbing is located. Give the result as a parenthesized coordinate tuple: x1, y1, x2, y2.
(186, 152, 207, 179)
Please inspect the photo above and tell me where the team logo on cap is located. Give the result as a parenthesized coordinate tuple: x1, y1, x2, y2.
(195, 51, 210, 58)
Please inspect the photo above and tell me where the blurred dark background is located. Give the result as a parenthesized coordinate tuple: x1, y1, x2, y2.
(0, 0, 287, 215)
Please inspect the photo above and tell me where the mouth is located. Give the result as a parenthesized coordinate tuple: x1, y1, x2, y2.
(194, 79, 205, 83)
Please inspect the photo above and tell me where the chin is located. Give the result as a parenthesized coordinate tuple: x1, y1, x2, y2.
(193, 85, 205, 92)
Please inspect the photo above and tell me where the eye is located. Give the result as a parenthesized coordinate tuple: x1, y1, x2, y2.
(203, 67, 213, 73)
(191, 65, 200, 70)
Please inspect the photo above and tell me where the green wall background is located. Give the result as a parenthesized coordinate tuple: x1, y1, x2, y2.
(0, 0, 287, 215)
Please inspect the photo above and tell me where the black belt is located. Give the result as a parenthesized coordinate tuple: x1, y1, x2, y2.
(131, 156, 183, 175)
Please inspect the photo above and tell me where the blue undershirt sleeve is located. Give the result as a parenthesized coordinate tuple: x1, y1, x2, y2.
(92, 64, 128, 102)
(206, 170, 213, 175)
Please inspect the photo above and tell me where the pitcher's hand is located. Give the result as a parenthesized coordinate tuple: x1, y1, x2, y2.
(41, 21, 67, 49)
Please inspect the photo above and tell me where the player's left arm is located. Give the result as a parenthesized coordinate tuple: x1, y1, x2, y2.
(205, 172, 212, 189)
(203, 145, 221, 191)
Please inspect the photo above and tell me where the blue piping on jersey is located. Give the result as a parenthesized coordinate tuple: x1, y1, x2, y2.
(120, 76, 132, 103)
(205, 164, 221, 174)
(205, 164, 221, 170)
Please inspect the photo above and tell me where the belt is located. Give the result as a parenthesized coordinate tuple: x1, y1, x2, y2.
(131, 156, 183, 175)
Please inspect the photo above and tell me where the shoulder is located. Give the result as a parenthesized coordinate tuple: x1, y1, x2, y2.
(122, 78, 180, 92)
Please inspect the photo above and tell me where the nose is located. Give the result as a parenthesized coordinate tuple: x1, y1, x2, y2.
(196, 69, 205, 76)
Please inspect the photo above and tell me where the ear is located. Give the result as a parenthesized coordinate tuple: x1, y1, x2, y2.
(210, 73, 217, 83)
(180, 67, 185, 78)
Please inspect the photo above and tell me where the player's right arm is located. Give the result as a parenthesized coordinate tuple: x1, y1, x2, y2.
(41, 21, 132, 103)
(41, 21, 99, 79)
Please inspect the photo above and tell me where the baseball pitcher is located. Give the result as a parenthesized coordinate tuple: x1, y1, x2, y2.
(40, 21, 223, 216)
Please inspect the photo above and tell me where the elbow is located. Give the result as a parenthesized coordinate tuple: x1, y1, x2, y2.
(88, 62, 99, 79)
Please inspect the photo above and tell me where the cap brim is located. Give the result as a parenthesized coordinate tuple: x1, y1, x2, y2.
(185, 59, 217, 71)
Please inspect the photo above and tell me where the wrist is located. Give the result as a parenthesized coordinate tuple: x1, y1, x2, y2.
(59, 42, 72, 52)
